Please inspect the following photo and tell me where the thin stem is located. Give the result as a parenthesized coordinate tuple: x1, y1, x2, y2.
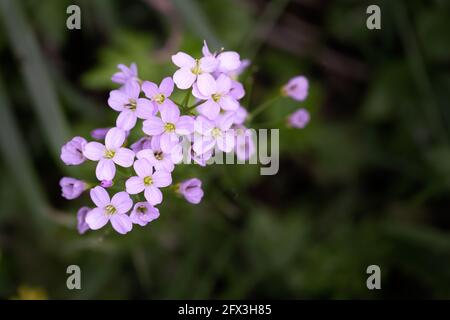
(247, 96, 280, 121)
(187, 100, 203, 111)
(182, 90, 191, 109)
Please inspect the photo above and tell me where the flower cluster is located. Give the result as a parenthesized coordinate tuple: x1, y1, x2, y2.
(60, 41, 310, 235)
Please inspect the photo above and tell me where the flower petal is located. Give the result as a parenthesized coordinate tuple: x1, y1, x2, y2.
(218, 95, 239, 111)
(123, 80, 140, 99)
(86, 208, 109, 230)
(144, 185, 163, 205)
(105, 127, 126, 150)
(108, 90, 128, 111)
(83, 142, 105, 161)
(153, 170, 172, 188)
(96, 159, 116, 181)
(141, 80, 159, 98)
(199, 56, 219, 72)
(197, 100, 220, 120)
(173, 68, 196, 89)
(136, 98, 156, 119)
(116, 110, 137, 130)
(160, 103, 180, 123)
(217, 51, 240, 72)
(125, 176, 145, 194)
(216, 74, 232, 94)
(159, 77, 174, 96)
(133, 158, 153, 177)
(217, 131, 235, 153)
(111, 191, 133, 213)
(143, 117, 165, 135)
(110, 213, 133, 234)
(197, 73, 216, 96)
(175, 116, 194, 135)
(90, 186, 110, 207)
(172, 52, 195, 68)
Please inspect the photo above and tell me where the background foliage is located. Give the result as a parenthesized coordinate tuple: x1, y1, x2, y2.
(0, 0, 450, 299)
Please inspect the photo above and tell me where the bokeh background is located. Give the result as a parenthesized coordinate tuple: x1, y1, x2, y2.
(1, 0, 450, 299)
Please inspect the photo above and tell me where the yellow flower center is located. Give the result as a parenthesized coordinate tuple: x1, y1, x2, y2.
(154, 151, 164, 160)
(164, 122, 176, 132)
(144, 176, 153, 186)
(212, 128, 222, 138)
(212, 93, 221, 102)
(137, 205, 147, 214)
(126, 98, 137, 110)
(191, 59, 202, 75)
(153, 93, 165, 104)
(105, 204, 116, 215)
(104, 149, 115, 159)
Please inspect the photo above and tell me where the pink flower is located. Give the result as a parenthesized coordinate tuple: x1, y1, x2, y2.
(130, 136, 152, 153)
(282, 76, 309, 101)
(130, 202, 160, 226)
(234, 126, 255, 161)
(90, 128, 110, 140)
(77, 207, 91, 234)
(125, 158, 172, 205)
(141, 77, 177, 113)
(192, 74, 239, 120)
(108, 80, 155, 130)
(60, 136, 87, 165)
(83, 127, 135, 181)
(136, 135, 182, 172)
(193, 114, 235, 154)
(100, 180, 113, 188)
(232, 107, 248, 125)
(288, 108, 310, 128)
(202, 41, 241, 74)
(60, 177, 87, 200)
(111, 63, 138, 85)
(86, 186, 133, 234)
(171, 52, 218, 89)
(142, 103, 194, 152)
(178, 178, 204, 204)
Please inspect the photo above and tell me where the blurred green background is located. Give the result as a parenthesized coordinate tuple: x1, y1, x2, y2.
(1, 0, 450, 299)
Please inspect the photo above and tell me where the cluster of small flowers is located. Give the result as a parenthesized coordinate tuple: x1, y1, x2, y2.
(60, 41, 310, 235)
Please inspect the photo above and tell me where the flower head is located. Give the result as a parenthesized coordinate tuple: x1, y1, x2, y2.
(288, 108, 310, 129)
(137, 135, 182, 172)
(77, 207, 91, 234)
(178, 178, 204, 204)
(193, 113, 235, 155)
(171, 52, 218, 89)
(141, 77, 177, 113)
(83, 127, 135, 181)
(193, 74, 239, 120)
(282, 76, 309, 101)
(130, 202, 160, 226)
(111, 63, 138, 85)
(60, 136, 87, 166)
(86, 186, 133, 234)
(130, 136, 152, 153)
(108, 80, 155, 130)
(60, 177, 87, 200)
(125, 158, 172, 205)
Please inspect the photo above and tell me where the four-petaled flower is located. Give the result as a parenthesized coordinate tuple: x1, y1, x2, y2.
(130, 202, 160, 226)
(171, 52, 218, 89)
(193, 73, 239, 120)
(125, 158, 172, 205)
(86, 186, 133, 234)
(193, 113, 235, 154)
(111, 63, 138, 85)
(141, 77, 177, 113)
(83, 128, 135, 181)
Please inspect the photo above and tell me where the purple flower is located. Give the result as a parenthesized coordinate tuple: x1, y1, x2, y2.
(90, 128, 110, 140)
(288, 108, 310, 129)
(232, 107, 248, 125)
(111, 63, 138, 85)
(101, 180, 113, 188)
(130, 202, 160, 226)
(125, 158, 172, 206)
(234, 126, 255, 161)
(192, 74, 239, 120)
(77, 207, 91, 234)
(83, 127, 135, 181)
(193, 113, 235, 154)
(229, 80, 245, 101)
(142, 103, 194, 152)
(108, 80, 155, 130)
(178, 178, 204, 204)
(202, 41, 241, 74)
(136, 135, 182, 172)
(60, 136, 87, 166)
(60, 177, 87, 200)
(141, 77, 177, 113)
(228, 59, 250, 79)
(282, 76, 309, 101)
(130, 136, 152, 153)
(86, 186, 133, 234)
(171, 52, 218, 89)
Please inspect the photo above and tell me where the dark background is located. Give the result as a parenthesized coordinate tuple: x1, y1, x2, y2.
(1, 0, 450, 299)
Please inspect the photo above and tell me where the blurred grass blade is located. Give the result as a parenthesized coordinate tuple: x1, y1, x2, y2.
(171, 0, 221, 47)
(0, 76, 49, 233)
(0, 0, 70, 161)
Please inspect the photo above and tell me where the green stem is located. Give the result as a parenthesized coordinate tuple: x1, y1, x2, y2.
(182, 90, 191, 109)
(247, 96, 280, 121)
(187, 100, 203, 111)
